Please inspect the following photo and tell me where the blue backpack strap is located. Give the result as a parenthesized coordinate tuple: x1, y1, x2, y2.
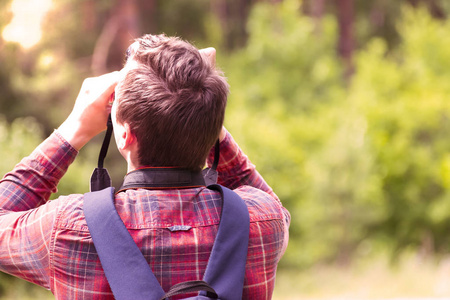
(201, 184, 250, 300)
(83, 187, 165, 300)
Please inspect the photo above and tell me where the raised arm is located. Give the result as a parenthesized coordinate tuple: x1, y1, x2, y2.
(58, 71, 119, 150)
(207, 127, 279, 202)
(0, 71, 119, 287)
(0, 71, 119, 209)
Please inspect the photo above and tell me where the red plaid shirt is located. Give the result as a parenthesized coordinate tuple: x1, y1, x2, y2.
(0, 130, 290, 299)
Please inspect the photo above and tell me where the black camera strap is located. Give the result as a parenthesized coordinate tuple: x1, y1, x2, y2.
(90, 113, 221, 192)
(118, 167, 207, 192)
(90, 114, 113, 192)
(98, 114, 114, 170)
(202, 140, 219, 186)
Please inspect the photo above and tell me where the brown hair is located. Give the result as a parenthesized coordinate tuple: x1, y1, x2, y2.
(116, 34, 228, 171)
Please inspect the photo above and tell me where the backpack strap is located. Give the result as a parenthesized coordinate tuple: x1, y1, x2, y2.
(83, 185, 249, 300)
(200, 184, 249, 300)
(83, 187, 165, 300)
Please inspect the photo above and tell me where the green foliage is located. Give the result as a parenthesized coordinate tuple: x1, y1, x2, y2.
(3, 0, 450, 293)
(0, 117, 42, 174)
(156, 0, 210, 44)
(0, 271, 53, 299)
(7, 48, 85, 131)
(223, 0, 346, 267)
(224, 2, 450, 268)
(350, 6, 450, 255)
(0, 116, 93, 197)
(42, 0, 113, 59)
(0, 45, 25, 122)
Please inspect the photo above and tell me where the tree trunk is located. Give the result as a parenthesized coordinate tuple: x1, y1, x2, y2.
(91, 0, 140, 75)
(311, 0, 325, 34)
(82, 0, 96, 32)
(211, 0, 253, 50)
(336, 0, 355, 79)
(426, 0, 446, 19)
(234, 0, 252, 48)
(91, 15, 120, 75)
(138, 0, 157, 34)
(408, 0, 445, 19)
(116, 0, 140, 52)
(211, 0, 230, 49)
(369, 3, 386, 28)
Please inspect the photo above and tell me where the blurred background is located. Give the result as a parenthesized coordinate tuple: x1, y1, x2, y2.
(2, 0, 450, 299)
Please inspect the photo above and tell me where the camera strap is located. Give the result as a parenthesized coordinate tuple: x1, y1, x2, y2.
(117, 167, 207, 192)
(90, 114, 113, 191)
(90, 113, 221, 192)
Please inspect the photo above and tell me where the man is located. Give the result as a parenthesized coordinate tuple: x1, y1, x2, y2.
(0, 34, 290, 299)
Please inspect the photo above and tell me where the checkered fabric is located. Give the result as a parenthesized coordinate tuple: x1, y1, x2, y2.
(0, 130, 290, 299)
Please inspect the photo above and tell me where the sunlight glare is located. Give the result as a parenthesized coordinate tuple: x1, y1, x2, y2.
(2, 0, 53, 49)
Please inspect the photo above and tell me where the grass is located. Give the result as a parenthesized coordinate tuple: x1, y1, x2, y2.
(2, 253, 450, 299)
(273, 253, 450, 300)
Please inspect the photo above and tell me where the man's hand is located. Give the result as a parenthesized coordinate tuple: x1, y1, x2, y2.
(199, 47, 227, 142)
(219, 126, 227, 142)
(58, 71, 119, 150)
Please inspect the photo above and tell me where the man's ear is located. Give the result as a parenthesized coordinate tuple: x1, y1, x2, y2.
(117, 122, 137, 151)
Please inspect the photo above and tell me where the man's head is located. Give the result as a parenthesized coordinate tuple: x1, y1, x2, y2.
(113, 34, 229, 171)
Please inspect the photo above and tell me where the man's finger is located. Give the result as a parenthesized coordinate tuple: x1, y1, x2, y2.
(199, 47, 216, 67)
(95, 71, 120, 104)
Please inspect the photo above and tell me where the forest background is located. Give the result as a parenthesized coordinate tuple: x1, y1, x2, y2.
(2, 0, 450, 299)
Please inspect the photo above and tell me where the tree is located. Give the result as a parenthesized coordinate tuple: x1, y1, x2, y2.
(335, 0, 355, 78)
(92, 0, 140, 75)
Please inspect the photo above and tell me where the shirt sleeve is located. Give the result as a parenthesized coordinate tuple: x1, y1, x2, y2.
(206, 129, 279, 202)
(0, 131, 77, 211)
(0, 131, 77, 288)
(207, 129, 291, 256)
